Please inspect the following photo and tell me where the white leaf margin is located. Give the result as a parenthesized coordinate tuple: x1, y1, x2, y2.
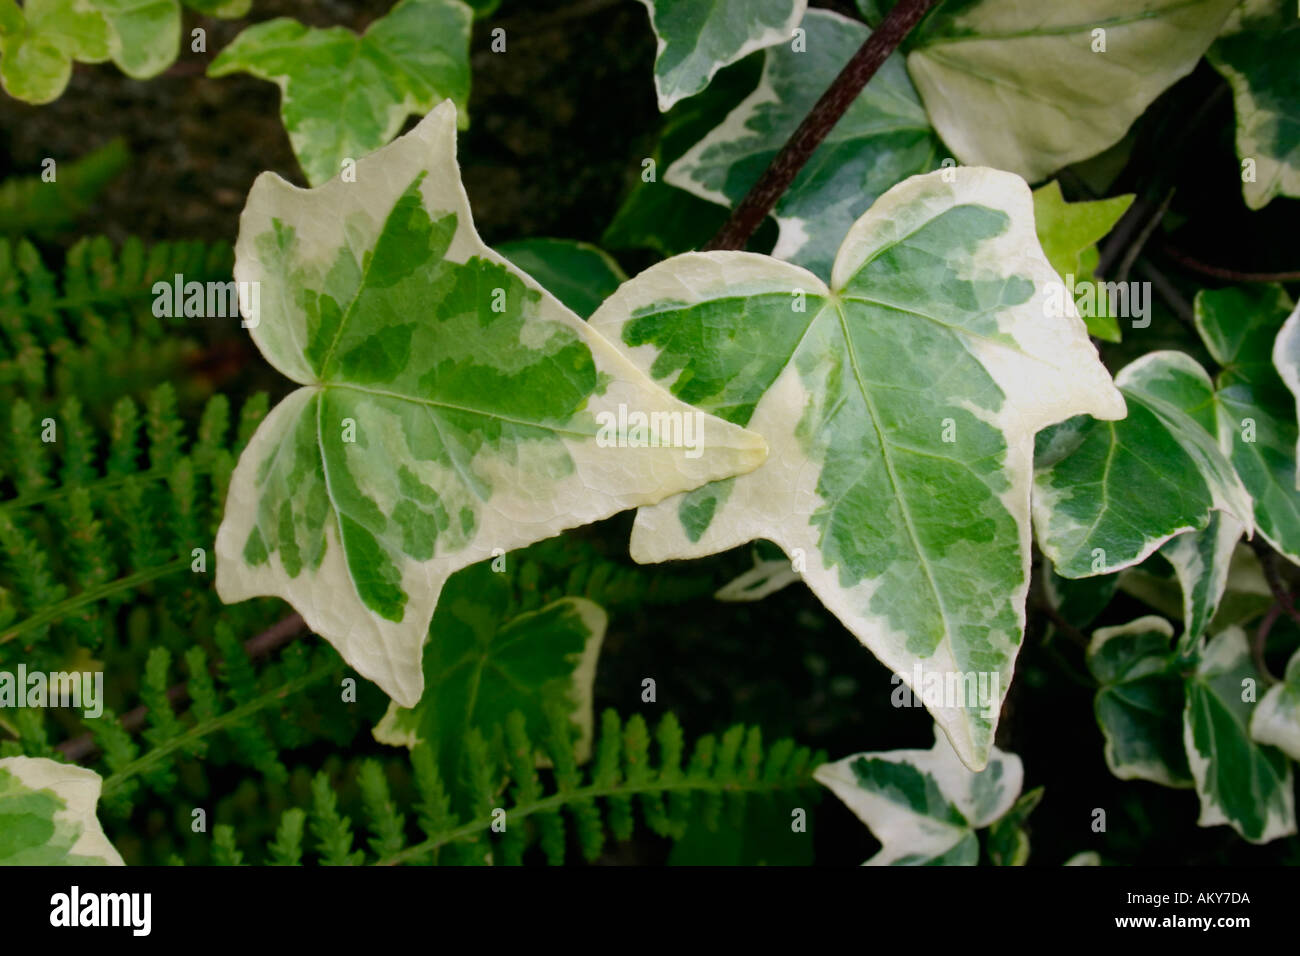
(637, 0, 808, 112)
(215, 101, 768, 707)
(814, 724, 1024, 866)
(0, 756, 123, 866)
(592, 166, 1125, 770)
(1271, 300, 1300, 491)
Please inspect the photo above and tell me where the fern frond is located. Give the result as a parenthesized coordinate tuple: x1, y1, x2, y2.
(0, 623, 344, 828)
(0, 387, 267, 660)
(90, 640, 343, 807)
(183, 647, 221, 736)
(89, 706, 142, 815)
(212, 825, 245, 866)
(0, 235, 234, 404)
(138, 647, 186, 789)
(410, 742, 456, 865)
(599, 710, 634, 842)
(510, 535, 717, 616)
(210, 621, 286, 781)
(0, 140, 130, 240)
(0, 511, 67, 645)
(190, 710, 823, 866)
(267, 808, 307, 866)
(359, 761, 408, 861)
(0, 707, 53, 759)
(544, 701, 603, 860)
(309, 771, 366, 866)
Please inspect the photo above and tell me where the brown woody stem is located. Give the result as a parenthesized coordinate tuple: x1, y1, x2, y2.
(703, 0, 936, 252)
(1160, 242, 1300, 284)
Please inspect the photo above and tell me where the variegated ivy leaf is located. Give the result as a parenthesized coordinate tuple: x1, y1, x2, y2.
(1086, 616, 1192, 788)
(0, 757, 123, 865)
(1195, 285, 1300, 563)
(900, 0, 1241, 182)
(91, 0, 179, 80)
(1117, 539, 1273, 635)
(1251, 647, 1300, 762)
(496, 239, 627, 321)
(373, 562, 605, 791)
(667, 8, 945, 282)
(1210, 543, 1275, 628)
(208, 0, 473, 187)
(1088, 612, 1297, 844)
(99, 0, 260, 81)
(984, 785, 1043, 866)
(1064, 851, 1102, 865)
(715, 541, 800, 602)
(0, 0, 253, 103)
(1160, 512, 1245, 647)
(590, 167, 1125, 769)
(1208, 0, 1300, 210)
(636, 0, 806, 112)
(214, 101, 766, 708)
(814, 725, 1024, 866)
(1031, 181, 1133, 343)
(0, 0, 110, 104)
(1044, 568, 1117, 633)
(1034, 351, 1253, 579)
(604, 54, 764, 261)
(1274, 298, 1300, 491)
(1184, 627, 1295, 843)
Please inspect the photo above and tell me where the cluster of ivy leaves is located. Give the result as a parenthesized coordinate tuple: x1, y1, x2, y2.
(3, 0, 1300, 867)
